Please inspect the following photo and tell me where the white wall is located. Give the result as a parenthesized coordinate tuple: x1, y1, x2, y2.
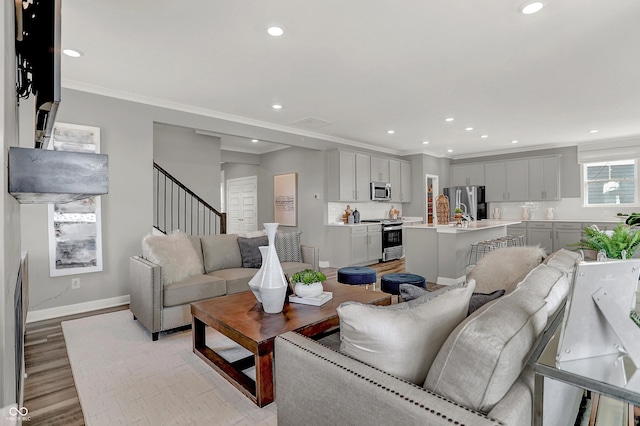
(1, 0, 23, 406)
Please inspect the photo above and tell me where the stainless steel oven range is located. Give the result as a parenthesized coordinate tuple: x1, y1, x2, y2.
(361, 219, 404, 262)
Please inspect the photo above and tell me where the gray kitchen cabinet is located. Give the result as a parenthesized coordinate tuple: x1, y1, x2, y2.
(484, 160, 529, 201)
(370, 156, 390, 182)
(529, 157, 560, 201)
(451, 164, 485, 187)
(389, 159, 412, 202)
(507, 224, 527, 244)
(553, 222, 582, 251)
(527, 221, 553, 253)
(327, 150, 371, 201)
(327, 225, 382, 268)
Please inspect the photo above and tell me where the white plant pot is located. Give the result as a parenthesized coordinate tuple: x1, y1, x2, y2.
(294, 282, 323, 298)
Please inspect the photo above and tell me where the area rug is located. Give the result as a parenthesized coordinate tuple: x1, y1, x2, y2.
(62, 310, 277, 425)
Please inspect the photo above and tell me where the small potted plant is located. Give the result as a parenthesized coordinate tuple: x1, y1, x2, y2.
(291, 269, 327, 298)
(453, 207, 464, 225)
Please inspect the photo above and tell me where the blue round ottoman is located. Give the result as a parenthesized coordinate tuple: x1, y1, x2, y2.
(337, 266, 377, 285)
(381, 273, 426, 295)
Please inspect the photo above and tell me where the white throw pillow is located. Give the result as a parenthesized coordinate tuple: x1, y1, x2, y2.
(337, 280, 475, 385)
(142, 230, 204, 285)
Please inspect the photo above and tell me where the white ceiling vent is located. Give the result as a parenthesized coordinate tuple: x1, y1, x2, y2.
(290, 116, 332, 129)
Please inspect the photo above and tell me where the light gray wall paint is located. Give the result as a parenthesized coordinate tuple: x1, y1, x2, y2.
(222, 147, 327, 256)
(401, 154, 451, 219)
(221, 150, 260, 165)
(153, 123, 221, 208)
(2, 0, 23, 405)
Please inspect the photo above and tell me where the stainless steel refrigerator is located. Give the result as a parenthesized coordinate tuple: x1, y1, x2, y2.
(443, 186, 487, 221)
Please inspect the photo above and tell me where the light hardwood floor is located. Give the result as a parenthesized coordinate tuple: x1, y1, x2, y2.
(23, 259, 413, 425)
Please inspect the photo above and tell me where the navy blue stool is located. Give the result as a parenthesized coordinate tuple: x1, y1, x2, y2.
(337, 266, 377, 286)
(380, 273, 426, 295)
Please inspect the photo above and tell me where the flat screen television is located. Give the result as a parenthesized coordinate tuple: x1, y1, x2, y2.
(15, 0, 61, 149)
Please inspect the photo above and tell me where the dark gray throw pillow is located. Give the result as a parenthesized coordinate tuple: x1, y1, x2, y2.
(468, 289, 506, 315)
(237, 236, 269, 268)
(399, 283, 429, 301)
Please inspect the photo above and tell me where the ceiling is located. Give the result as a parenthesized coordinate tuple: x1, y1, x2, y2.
(60, 1, 640, 159)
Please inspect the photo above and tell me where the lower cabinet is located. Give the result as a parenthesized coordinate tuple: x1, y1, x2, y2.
(553, 222, 582, 252)
(327, 225, 382, 268)
(527, 222, 553, 253)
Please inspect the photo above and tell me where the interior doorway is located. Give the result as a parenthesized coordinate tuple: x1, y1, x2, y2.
(226, 176, 258, 234)
(425, 174, 439, 225)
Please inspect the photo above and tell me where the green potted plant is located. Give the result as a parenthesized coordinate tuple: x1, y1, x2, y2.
(291, 269, 327, 298)
(453, 207, 464, 225)
(570, 223, 640, 260)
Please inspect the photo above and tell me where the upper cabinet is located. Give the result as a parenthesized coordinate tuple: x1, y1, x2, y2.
(327, 150, 371, 202)
(389, 159, 412, 202)
(451, 164, 485, 187)
(370, 156, 390, 182)
(528, 157, 560, 201)
(328, 150, 411, 203)
(484, 160, 529, 201)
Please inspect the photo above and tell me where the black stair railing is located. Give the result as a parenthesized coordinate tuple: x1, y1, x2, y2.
(153, 162, 226, 236)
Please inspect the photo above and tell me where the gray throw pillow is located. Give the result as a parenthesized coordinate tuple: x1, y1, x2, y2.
(399, 283, 429, 301)
(468, 289, 505, 315)
(237, 236, 268, 268)
(275, 231, 302, 262)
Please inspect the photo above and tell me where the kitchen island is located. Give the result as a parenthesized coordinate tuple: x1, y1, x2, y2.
(404, 220, 522, 285)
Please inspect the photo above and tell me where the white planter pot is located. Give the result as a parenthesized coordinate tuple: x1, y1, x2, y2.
(294, 282, 323, 298)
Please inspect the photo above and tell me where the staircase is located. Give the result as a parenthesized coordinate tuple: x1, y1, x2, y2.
(153, 162, 226, 235)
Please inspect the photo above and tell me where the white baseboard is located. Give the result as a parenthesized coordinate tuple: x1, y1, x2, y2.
(319, 260, 330, 268)
(26, 295, 130, 323)
(437, 276, 466, 286)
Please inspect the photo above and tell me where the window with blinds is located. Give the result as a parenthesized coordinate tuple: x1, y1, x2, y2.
(583, 160, 637, 206)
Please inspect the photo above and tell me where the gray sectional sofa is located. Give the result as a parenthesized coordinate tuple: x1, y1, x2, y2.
(130, 232, 318, 340)
(275, 248, 584, 426)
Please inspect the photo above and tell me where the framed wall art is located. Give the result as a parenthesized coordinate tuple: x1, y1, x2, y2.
(274, 172, 297, 227)
(48, 123, 103, 277)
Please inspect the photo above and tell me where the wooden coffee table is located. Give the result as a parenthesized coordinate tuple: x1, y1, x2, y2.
(191, 279, 391, 407)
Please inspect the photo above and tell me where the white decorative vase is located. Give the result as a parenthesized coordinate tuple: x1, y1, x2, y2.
(545, 208, 554, 220)
(493, 208, 500, 220)
(294, 282, 323, 298)
(257, 223, 288, 314)
(522, 208, 529, 220)
(248, 246, 269, 303)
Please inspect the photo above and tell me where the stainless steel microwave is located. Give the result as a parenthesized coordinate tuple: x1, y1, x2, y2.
(371, 181, 392, 201)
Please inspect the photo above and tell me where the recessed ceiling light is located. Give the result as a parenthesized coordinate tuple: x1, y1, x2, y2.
(447, 149, 453, 153)
(465, 127, 473, 131)
(481, 135, 489, 139)
(267, 26, 284, 36)
(445, 117, 454, 122)
(272, 104, 282, 109)
(520, 1, 544, 15)
(589, 129, 599, 133)
(63, 48, 83, 57)
(422, 141, 429, 145)
(511, 140, 519, 144)
(387, 130, 395, 134)
(251, 139, 259, 143)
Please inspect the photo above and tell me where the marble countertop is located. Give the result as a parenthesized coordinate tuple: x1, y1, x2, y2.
(326, 217, 424, 227)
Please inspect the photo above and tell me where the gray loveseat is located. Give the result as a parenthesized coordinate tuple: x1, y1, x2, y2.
(275, 248, 583, 426)
(130, 232, 319, 340)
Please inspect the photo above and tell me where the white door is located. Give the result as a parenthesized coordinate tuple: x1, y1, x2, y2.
(226, 176, 258, 234)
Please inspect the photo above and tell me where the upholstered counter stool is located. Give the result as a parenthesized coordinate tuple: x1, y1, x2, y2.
(380, 273, 426, 296)
(337, 266, 377, 290)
